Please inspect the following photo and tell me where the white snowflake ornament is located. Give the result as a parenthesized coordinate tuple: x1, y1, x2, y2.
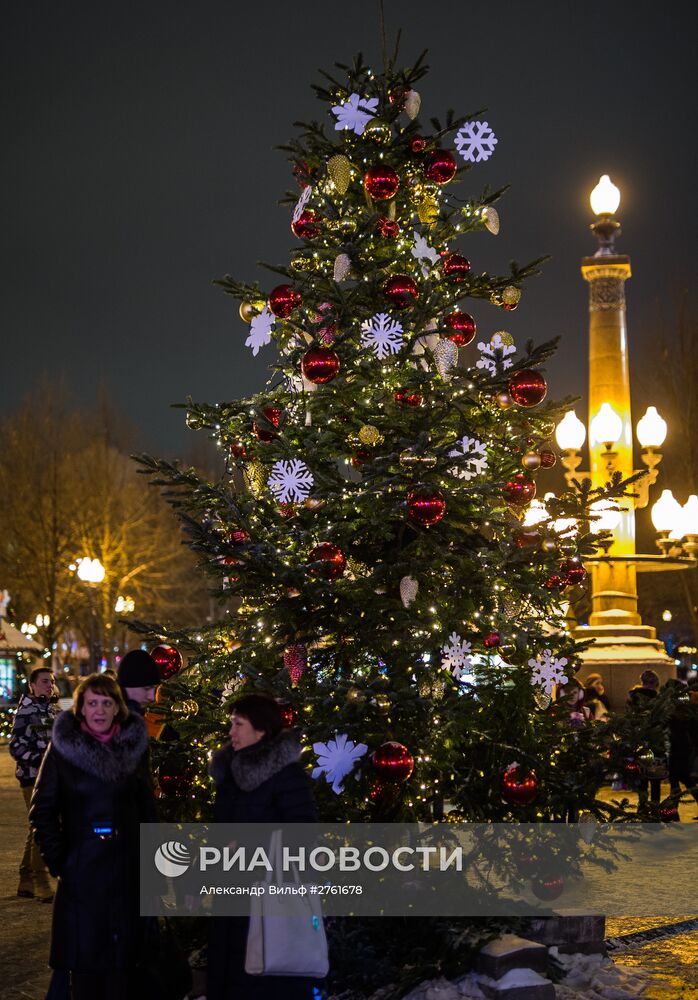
(476, 333, 516, 376)
(441, 632, 475, 681)
(292, 185, 313, 224)
(267, 459, 314, 504)
(361, 312, 404, 359)
(331, 93, 379, 136)
(411, 231, 440, 277)
(448, 436, 488, 481)
(454, 121, 498, 163)
(245, 306, 275, 357)
(312, 733, 368, 794)
(528, 648, 569, 696)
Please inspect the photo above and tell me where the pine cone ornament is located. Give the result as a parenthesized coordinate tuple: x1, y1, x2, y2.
(284, 643, 308, 686)
(434, 339, 458, 379)
(400, 575, 419, 608)
(483, 206, 500, 235)
(333, 253, 351, 282)
(327, 154, 352, 195)
(244, 460, 266, 497)
(404, 89, 421, 120)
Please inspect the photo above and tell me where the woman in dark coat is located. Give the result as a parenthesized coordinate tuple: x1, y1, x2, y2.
(207, 693, 318, 1000)
(30, 672, 155, 1000)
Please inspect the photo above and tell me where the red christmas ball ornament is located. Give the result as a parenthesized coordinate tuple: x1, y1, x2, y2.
(483, 631, 501, 649)
(307, 542, 346, 580)
(442, 253, 471, 282)
(150, 644, 183, 680)
(659, 804, 680, 822)
(407, 489, 446, 527)
(388, 85, 408, 108)
(278, 701, 296, 729)
(229, 441, 248, 460)
(539, 449, 557, 469)
(268, 284, 302, 319)
(376, 216, 400, 239)
(623, 759, 640, 777)
(394, 389, 423, 407)
(363, 165, 400, 201)
(508, 370, 548, 407)
(561, 558, 586, 586)
(423, 148, 457, 184)
(229, 529, 249, 545)
(531, 876, 565, 902)
(503, 474, 536, 506)
(301, 345, 341, 385)
(443, 311, 476, 346)
(516, 529, 541, 548)
(291, 210, 321, 239)
(351, 449, 372, 467)
(409, 136, 426, 153)
(158, 759, 194, 797)
(372, 741, 414, 783)
(383, 274, 419, 309)
(292, 161, 311, 188)
(501, 765, 538, 807)
(544, 574, 566, 592)
(278, 503, 296, 519)
(253, 406, 282, 442)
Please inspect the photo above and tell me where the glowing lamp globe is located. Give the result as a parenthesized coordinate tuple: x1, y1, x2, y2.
(589, 403, 622, 447)
(682, 495, 698, 536)
(590, 500, 622, 533)
(555, 411, 586, 452)
(651, 490, 682, 533)
(590, 174, 620, 216)
(636, 406, 667, 449)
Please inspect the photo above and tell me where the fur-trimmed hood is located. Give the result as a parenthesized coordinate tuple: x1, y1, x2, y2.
(210, 730, 301, 791)
(50, 709, 148, 782)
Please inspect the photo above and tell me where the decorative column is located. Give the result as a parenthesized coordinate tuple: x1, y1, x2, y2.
(582, 255, 640, 626)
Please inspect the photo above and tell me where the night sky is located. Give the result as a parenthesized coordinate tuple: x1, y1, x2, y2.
(3, 1, 696, 459)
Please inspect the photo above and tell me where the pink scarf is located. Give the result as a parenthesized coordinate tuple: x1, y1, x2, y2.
(81, 720, 121, 743)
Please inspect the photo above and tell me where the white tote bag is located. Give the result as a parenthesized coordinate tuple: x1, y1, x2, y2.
(245, 829, 329, 978)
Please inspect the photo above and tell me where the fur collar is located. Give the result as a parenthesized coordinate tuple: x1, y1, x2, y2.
(210, 730, 301, 791)
(51, 709, 148, 782)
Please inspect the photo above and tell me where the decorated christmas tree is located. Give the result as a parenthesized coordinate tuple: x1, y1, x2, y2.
(134, 53, 642, 995)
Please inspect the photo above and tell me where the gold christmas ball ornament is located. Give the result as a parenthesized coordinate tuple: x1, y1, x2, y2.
(244, 460, 266, 498)
(239, 299, 266, 323)
(291, 255, 316, 273)
(346, 685, 364, 703)
(493, 330, 515, 346)
(185, 411, 204, 431)
(399, 448, 437, 469)
(540, 538, 558, 554)
(327, 153, 352, 195)
(495, 391, 513, 410)
(358, 424, 383, 447)
(521, 451, 542, 471)
(502, 285, 521, 306)
(417, 197, 440, 225)
(483, 205, 500, 235)
(374, 693, 391, 713)
(363, 118, 392, 145)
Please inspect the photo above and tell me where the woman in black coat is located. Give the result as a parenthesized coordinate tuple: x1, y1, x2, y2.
(207, 694, 318, 1000)
(30, 672, 155, 1000)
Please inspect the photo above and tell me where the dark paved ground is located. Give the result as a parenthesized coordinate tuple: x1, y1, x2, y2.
(1, 745, 697, 1000)
(0, 749, 53, 999)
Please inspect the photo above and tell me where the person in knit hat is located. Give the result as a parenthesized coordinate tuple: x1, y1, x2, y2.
(117, 649, 160, 715)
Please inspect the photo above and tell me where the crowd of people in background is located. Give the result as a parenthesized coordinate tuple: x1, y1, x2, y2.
(5, 654, 698, 999)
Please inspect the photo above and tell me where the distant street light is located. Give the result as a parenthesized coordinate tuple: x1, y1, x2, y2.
(76, 556, 106, 671)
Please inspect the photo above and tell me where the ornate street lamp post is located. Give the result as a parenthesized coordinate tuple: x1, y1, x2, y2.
(554, 177, 695, 708)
